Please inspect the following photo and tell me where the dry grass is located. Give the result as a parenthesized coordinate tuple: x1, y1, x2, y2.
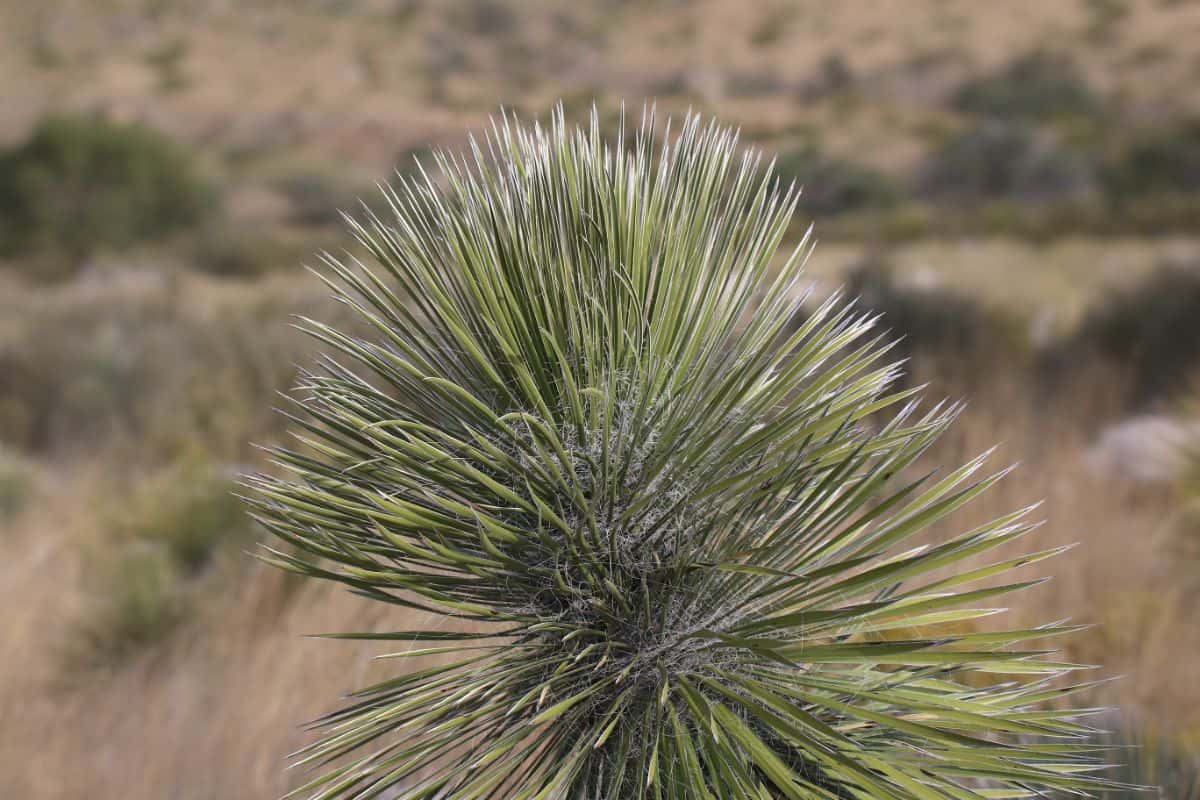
(0, 467, 420, 798)
(921, 390, 1200, 733)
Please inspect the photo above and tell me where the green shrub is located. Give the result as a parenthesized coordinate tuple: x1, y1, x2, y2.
(1062, 264, 1200, 407)
(248, 108, 1116, 798)
(0, 306, 144, 451)
(1110, 192, 1200, 235)
(0, 283, 315, 458)
(797, 50, 856, 99)
(395, 142, 445, 180)
(446, 0, 516, 37)
(0, 448, 33, 521)
(818, 50, 854, 92)
(76, 460, 252, 665)
(114, 460, 249, 573)
(78, 545, 183, 665)
(875, 203, 935, 239)
(725, 68, 785, 98)
(1103, 119, 1200, 200)
(919, 120, 1097, 205)
(1083, 0, 1131, 43)
(144, 37, 190, 92)
(951, 51, 1104, 120)
(844, 257, 1017, 374)
(0, 114, 214, 267)
(772, 143, 898, 216)
(748, 5, 793, 47)
(272, 171, 360, 227)
(188, 222, 319, 277)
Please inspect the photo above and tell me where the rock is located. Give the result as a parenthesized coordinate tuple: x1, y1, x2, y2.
(1086, 415, 1200, 483)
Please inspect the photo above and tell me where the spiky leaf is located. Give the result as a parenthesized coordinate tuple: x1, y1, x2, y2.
(247, 108, 1122, 799)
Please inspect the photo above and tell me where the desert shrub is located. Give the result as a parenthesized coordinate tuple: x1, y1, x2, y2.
(844, 257, 1016, 376)
(247, 109, 1114, 798)
(446, 0, 516, 36)
(273, 171, 354, 226)
(0, 114, 214, 267)
(725, 68, 785, 98)
(188, 221, 324, 277)
(269, 169, 392, 229)
(112, 460, 250, 572)
(1064, 265, 1200, 407)
(817, 50, 854, 92)
(1109, 192, 1200, 235)
(395, 142, 450, 178)
(0, 448, 33, 521)
(76, 459, 254, 664)
(951, 51, 1103, 120)
(1103, 119, 1200, 200)
(748, 4, 793, 47)
(647, 70, 689, 97)
(144, 37, 190, 92)
(1176, 387, 1200, 567)
(797, 50, 856, 99)
(1083, 0, 1131, 42)
(0, 278, 324, 457)
(422, 28, 470, 103)
(771, 144, 898, 216)
(919, 120, 1097, 205)
(78, 545, 183, 664)
(0, 304, 146, 450)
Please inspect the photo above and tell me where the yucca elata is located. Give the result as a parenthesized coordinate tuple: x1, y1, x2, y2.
(246, 108, 1118, 799)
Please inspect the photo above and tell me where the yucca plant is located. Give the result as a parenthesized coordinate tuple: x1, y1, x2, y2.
(247, 108, 1121, 799)
(1054, 718, 1199, 799)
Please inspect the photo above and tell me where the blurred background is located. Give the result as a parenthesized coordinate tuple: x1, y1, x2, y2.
(2, 0, 1199, 796)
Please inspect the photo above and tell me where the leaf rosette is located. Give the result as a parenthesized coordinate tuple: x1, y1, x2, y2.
(247, 108, 1118, 799)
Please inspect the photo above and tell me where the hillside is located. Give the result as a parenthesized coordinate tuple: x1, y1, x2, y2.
(2, 1, 1200, 797)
